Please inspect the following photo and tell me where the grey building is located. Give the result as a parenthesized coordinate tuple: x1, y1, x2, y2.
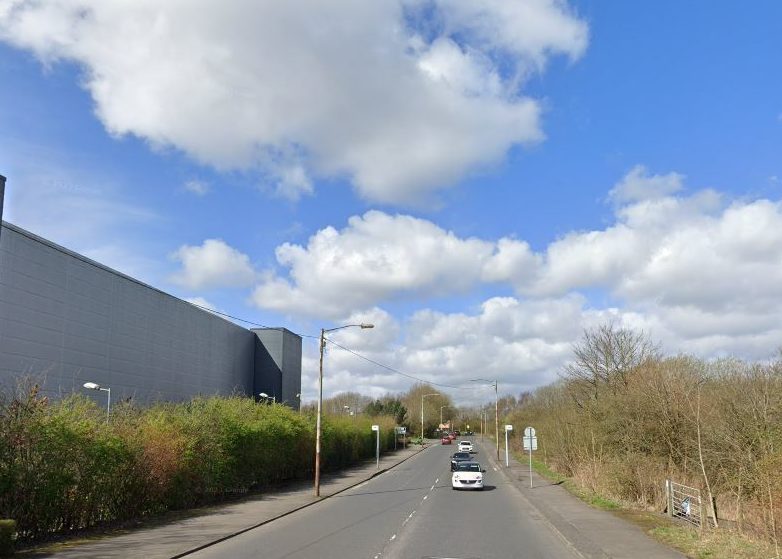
(0, 219, 301, 407)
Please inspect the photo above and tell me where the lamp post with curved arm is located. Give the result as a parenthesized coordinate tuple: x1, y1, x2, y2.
(83, 382, 111, 424)
(440, 405, 449, 427)
(315, 323, 374, 497)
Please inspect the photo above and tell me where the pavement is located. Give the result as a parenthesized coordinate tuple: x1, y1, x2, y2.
(480, 437, 685, 559)
(20, 443, 426, 559)
(21, 437, 686, 559)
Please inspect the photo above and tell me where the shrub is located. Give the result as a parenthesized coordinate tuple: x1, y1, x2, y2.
(0, 389, 399, 543)
(0, 519, 15, 556)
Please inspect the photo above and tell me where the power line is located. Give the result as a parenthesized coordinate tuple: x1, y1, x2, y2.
(324, 338, 473, 391)
(188, 300, 480, 392)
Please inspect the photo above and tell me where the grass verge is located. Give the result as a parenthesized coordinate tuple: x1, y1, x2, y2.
(526, 456, 776, 559)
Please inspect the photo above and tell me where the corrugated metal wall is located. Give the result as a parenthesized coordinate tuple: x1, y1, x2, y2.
(0, 221, 299, 405)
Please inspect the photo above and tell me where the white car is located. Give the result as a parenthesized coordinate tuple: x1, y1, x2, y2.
(451, 462, 484, 490)
(458, 440, 473, 452)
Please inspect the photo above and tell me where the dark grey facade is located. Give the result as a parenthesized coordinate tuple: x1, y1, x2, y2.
(252, 328, 302, 406)
(0, 220, 300, 406)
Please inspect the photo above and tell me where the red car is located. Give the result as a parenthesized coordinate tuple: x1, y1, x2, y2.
(448, 433, 457, 440)
(441, 436, 452, 444)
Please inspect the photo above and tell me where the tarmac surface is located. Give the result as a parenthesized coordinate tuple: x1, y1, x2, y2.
(21, 438, 685, 559)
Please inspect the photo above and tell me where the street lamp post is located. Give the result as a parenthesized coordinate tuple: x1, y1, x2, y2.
(471, 379, 500, 460)
(440, 405, 448, 427)
(315, 323, 374, 497)
(83, 381, 111, 424)
(421, 393, 440, 442)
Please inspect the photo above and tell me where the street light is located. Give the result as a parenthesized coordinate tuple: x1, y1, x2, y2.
(259, 392, 275, 404)
(440, 404, 449, 427)
(296, 393, 302, 414)
(315, 322, 374, 497)
(470, 379, 499, 460)
(83, 381, 111, 424)
(421, 393, 440, 441)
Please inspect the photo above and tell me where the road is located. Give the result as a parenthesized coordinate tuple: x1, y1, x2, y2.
(187, 437, 578, 559)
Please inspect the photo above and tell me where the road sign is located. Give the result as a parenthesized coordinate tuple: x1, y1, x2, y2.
(505, 424, 513, 431)
(395, 426, 406, 434)
(371, 425, 379, 431)
(523, 426, 537, 488)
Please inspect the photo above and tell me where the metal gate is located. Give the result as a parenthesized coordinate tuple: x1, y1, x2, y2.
(665, 479, 704, 530)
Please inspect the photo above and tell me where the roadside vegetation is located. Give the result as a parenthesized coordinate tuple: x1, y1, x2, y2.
(506, 323, 782, 557)
(0, 385, 397, 544)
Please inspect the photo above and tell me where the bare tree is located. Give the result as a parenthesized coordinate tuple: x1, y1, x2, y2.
(564, 321, 660, 403)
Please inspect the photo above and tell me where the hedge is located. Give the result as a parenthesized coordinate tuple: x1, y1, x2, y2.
(0, 388, 396, 542)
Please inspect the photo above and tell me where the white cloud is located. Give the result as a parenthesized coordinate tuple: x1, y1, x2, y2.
(184, 179, 209, 196)
(608, 165, 684, 204)
(170, 239, 257, 290)
(255, 167, 782, 382)
(251, 210, 535, 318)
(0, 0, 588, 204)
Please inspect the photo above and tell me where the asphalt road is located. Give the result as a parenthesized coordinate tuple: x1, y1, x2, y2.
(187, 437, 578, 559)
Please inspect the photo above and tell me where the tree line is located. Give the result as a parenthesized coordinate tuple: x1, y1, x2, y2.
(507, 323, 782, 548)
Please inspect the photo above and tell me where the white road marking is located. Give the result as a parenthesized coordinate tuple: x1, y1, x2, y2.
(430, 484, 435, 490)
(390, 534, 396, 541)
(423, 495, 428, 500)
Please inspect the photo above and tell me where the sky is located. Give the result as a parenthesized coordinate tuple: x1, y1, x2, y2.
(1, 0, 781, 406)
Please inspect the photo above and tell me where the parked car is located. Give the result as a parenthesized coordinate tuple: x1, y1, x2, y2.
(451, 462, 484, 490)
(441, 436, 452, 444)
(458, 440, 473, 452)
(450, 451, 472, 471)
(447, 432, 457, 440)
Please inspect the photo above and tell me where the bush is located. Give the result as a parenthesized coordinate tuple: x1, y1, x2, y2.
(0, 519, 15, 556)
(0, 389, 399, 543)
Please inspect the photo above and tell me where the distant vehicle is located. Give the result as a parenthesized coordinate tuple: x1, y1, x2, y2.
(452, 462, 484, 490)
(458, 440, 473, 452)
(441, 436, 452, 444)
(450, 451, 471, 471)
(447, 432, 457, 440)
(453, 430, 461, 436)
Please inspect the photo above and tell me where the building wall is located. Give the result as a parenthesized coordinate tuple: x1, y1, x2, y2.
(252, 328, 302, 409)
(0, 221, 299, 404)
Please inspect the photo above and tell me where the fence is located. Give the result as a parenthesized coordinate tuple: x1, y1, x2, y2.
(665, 479, 705, 530)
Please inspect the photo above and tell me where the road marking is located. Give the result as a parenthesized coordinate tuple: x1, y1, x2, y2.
(430, 484, 435, 490)
(435, 478, 439, 483)
(390, 534, 396, 541)
(423, 495, 428, 500)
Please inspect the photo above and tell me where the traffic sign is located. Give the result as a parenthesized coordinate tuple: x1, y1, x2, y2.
(371, 425, 379, 431)
(505, 424, 513, 431)
(523, 436, 538, 451)
(524, 426, 536, 437)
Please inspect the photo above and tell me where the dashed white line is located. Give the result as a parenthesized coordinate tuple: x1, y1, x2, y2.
(390, 534, 396, 541)
(423, 495, 428, 500)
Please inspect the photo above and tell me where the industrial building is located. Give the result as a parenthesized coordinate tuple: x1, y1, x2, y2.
(0, 186, 301, 406)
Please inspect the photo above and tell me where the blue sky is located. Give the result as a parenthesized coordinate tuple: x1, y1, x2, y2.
(1, 0, 781, 404)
